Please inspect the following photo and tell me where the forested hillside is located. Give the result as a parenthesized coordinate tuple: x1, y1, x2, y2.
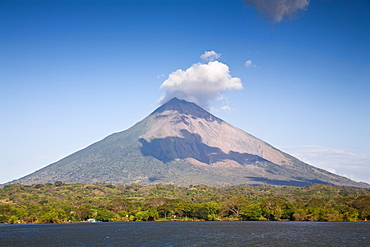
(1, 182, 369, 224)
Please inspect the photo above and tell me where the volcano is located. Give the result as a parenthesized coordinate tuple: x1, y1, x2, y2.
(6, 98, 369, 188)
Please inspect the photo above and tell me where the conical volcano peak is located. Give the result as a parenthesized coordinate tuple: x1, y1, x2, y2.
(6, 97, 368, 188)
(153, 97, 222, 123)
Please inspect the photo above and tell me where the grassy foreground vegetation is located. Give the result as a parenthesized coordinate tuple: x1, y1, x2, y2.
(1, 182, 369, 224)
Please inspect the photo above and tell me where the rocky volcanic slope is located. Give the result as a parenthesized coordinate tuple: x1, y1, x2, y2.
(6, 98, 369, 188)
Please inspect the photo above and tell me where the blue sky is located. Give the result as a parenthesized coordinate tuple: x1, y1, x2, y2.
(1, 0, 369, 184)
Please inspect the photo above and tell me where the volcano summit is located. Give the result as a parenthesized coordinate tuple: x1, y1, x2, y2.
(7, 98, 368, 188)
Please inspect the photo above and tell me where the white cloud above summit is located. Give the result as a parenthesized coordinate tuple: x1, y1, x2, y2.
(159, 51, 242, 110)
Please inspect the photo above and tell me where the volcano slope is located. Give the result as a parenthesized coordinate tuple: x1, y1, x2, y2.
(6, 98, 369, 188)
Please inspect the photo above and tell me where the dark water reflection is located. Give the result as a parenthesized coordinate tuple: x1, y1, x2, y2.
(1, 221, 369, 247)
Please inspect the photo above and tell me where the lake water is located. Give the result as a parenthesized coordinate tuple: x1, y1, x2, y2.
(1, 221, 369, 246)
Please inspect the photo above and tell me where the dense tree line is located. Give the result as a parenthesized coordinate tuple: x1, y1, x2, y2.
(0, 182, 369, 224)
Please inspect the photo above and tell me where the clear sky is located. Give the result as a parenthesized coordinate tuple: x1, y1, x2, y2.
(1, 0, 369, 184)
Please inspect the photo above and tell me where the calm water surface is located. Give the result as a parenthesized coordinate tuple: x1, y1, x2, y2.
(1, 221, 369, 247)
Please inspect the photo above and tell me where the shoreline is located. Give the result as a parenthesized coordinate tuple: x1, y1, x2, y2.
(1, 219, 369, 225)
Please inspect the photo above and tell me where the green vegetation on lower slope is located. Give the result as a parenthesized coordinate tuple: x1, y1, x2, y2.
(1, 182, 369, 224)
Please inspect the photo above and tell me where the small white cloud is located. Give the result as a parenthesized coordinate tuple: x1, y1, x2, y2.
(245, 59, 258, 69)
(221, 105, 232, 113)
(200, 51, 221, 62)
(159, 54, 243, 110)
(245, 60, 253, 67)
